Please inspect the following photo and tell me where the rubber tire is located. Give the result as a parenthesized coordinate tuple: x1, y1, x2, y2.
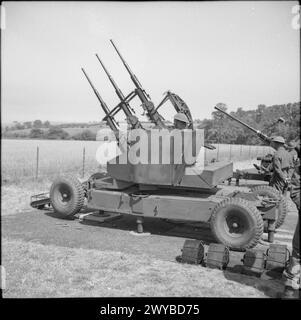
(50, 175, 85, 219)
(251, 185, 288, 229)
(210, 197, 263, 250)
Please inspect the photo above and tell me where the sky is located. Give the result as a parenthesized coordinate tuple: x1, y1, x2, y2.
(1, 1, 300, 124)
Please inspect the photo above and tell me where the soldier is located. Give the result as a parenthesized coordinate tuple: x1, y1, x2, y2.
(269, 136, 291, 193)
(173, 112, 190, 130)
(287, 141, 299, 166)
(287, 141, 299, 183)
(280, 140, 300, 299)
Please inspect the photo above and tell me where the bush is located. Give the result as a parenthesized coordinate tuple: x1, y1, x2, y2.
(45, 127, 69, 140)
(29, 128, 44, 139)
(72, 129, 96, 141)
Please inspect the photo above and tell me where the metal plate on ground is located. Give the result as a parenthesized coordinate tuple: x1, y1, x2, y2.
(78, 211, 122, 223)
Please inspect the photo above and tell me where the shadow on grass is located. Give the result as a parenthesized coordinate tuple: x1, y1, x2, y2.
(223, 267, 282, 298)
(81, 214, 216, 244)
(43, 207, 216, 243)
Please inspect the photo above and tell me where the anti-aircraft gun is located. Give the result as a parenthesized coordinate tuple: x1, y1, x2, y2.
(214, 105, 288, 230)
(108, 40, 215, 150)
(42, 41, 286, 250)
(213, 104, 284, 184)
(214, 104, 272, 145)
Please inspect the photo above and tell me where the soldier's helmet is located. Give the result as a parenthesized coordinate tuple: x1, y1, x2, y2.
(271, 136, 285, 144)
(287, 141, 297, 149)
(174, 112, 189, 124)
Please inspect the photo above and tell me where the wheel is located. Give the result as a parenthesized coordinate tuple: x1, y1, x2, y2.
(210, 197, 263, 250)
(50, 175, 85, 219)
(251, 185, 288, 229)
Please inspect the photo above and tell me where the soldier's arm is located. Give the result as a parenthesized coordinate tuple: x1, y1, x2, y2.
(273, 155, 285, 180)
(288, 157, 295, 178)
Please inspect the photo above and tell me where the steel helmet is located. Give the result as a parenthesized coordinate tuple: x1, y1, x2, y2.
(271, 136, 285, 144)
(174, 112, 189, 124)
(287, 141, 297, 149)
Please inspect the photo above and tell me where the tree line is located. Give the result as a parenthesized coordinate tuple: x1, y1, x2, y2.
(21, 127, 96, 141)
(196, 102, 300, 145)
(3, 102, 300, 143)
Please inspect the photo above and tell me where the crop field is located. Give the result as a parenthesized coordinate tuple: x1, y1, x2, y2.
(1, 138, 273, 184)
(1, 139, 103, 183)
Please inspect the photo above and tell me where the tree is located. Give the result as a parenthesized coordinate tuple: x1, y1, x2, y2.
(211, 103, 227, 121)
(46, 127, 69, 140)
(12, 121, 25, 130)
(30, 128, 44, 139)
(23, 121, 32, 129)
(72, 129, 96, 141)
(43, 120, 51, 128)
(33, 120, 43, 128)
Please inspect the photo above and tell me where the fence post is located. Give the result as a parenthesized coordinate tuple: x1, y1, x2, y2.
(82, 147, 86, 178)
(229, 143, 232, 160)
(35, 146, 39, 179)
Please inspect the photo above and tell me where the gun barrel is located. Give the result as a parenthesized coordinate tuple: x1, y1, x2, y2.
(214, 105, 258, 134)
(82, 68, 110, 114)
(95, 54, 143, 129)
(110, 40, 166, 128)
(81, 68, 119, 138)
(214, 105, 271, 144)
(110, 39, 143, 90)
(95, 54, 125, 101)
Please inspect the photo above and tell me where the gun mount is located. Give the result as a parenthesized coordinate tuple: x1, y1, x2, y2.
(45, 41, 286, 251)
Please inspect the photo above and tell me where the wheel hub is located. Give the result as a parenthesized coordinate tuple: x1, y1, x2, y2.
(232, 222, 238, 228)
(225, 213, 247, 236)
(54, 183, 72, 204)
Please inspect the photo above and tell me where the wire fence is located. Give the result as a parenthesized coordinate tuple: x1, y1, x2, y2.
(2, 139, 274, 183)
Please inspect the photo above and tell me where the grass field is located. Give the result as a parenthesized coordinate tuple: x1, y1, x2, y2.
(1, 139, 103, 183)
(2, 237, 283, 298)
(1, 138, 273, 184)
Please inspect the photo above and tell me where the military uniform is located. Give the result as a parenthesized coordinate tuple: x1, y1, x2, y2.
(269, 145, 291, 193)
(282, 142, 300, 298)
(289, 148, 298, 164)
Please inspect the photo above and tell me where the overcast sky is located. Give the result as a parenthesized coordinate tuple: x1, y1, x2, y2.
(1, 1, 300, 123)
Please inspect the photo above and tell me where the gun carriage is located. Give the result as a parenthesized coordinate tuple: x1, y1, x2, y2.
(34, 41, 286, 250)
